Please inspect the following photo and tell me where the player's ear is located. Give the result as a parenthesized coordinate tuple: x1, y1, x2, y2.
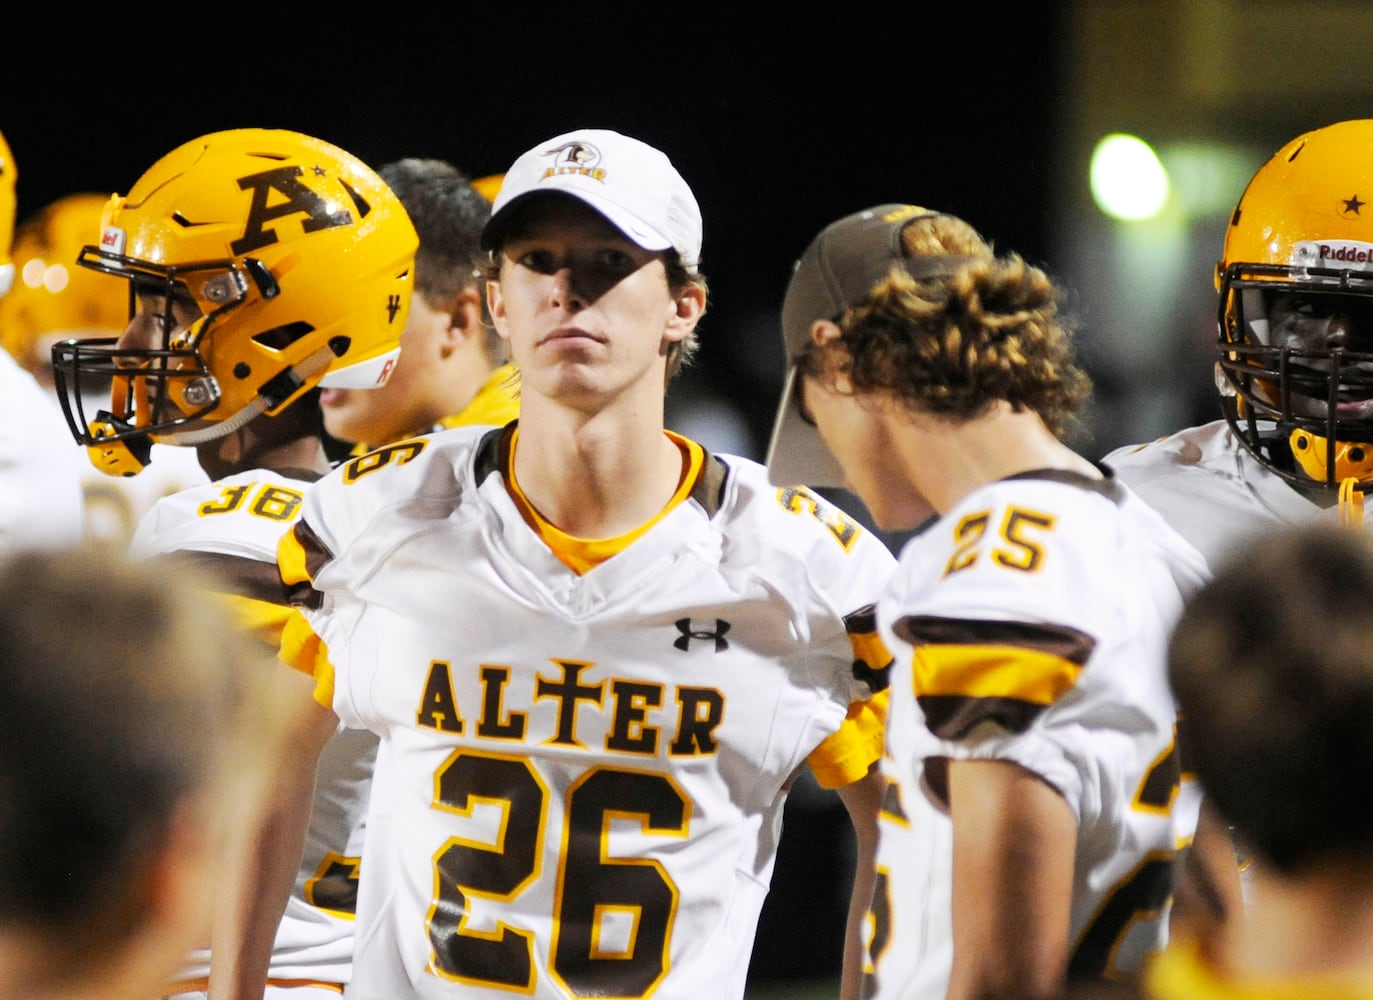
(487, 279, 511, 342)
(665, 282, 706, 342)
(446, 287, 485, 344)
(811, 319, 842, 347)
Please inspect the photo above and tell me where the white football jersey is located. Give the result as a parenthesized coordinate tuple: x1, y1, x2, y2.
(278, 425, 896, 1000)
(865, 470, 1209, 1000)
(129, 467, 376, 989)
(1104, 418, 1342, 914)
(80, 441, 209, 548)
(1103, 419, 1341, 571)
(0, 348, 83, 552)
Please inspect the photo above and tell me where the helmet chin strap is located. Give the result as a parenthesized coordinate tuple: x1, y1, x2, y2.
(159, 344, 339, 447)
(1289, 427, 1371, 528)
(162, 395, 269, 445)
(1340, 478, 1365, 529)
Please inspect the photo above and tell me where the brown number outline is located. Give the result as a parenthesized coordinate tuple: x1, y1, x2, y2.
(427, 751, 689, 996)
(944, 506, 1055, 578)
(304, 851, 362, 916)
(196, 482, 303, 522)
(862, 742, 1179, 989)
(1068, 736, 1179, 980)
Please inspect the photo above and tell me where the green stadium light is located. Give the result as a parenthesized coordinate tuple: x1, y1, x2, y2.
(1090, 133, 1170, 221)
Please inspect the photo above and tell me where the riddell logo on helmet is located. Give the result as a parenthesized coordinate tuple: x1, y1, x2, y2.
(100, 227, 126, 256)
(1320, 244, 1373, 262)
(1293, 240, 1373, 269)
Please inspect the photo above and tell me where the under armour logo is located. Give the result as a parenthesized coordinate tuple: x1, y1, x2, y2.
(674, 618, 730, 652)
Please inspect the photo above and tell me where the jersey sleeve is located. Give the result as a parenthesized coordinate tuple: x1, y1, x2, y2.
(274, 434, 459, 728)
(275, 481, 354, 710)
(807, 688, 889, 788)
(280, 607, 337, 709)
(766, 484, 897, 788)
(129, 471, 313, 649)
(890, 482, 1155, 821)
(275, 435, 437, 613)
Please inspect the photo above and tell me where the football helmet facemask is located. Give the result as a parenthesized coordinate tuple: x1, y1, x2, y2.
(1216, 118, 1373, 496)
(472, 173, 505, 204)
(51, 128, 417, 477)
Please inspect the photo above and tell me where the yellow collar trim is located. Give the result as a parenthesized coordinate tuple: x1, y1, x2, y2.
(505, 428, 704, 574)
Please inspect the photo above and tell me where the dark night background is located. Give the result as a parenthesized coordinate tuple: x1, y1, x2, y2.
(3, 11, 1064, 991)
(5, 13, 1064, 465)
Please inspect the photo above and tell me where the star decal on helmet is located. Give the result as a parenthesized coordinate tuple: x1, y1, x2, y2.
(1343, 194, 1366, 216)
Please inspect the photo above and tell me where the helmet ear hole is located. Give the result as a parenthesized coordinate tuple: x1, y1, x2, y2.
(252, 321, 312, 351)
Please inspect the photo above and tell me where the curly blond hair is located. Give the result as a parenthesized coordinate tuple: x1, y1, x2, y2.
(801, 214, 1090, 439)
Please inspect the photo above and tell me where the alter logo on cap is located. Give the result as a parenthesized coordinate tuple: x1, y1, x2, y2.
(540, 140, 607, 184)
(484, 127, 701, 269)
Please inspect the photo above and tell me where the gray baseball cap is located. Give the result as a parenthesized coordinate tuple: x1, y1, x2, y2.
(764, 204, 975, 487)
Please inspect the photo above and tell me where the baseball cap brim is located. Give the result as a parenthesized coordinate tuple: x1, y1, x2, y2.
(479, 129, 701, 269)
(765, 203, 978, 489)
(764, 362, 849, 488)
(482, 186, 673, 256)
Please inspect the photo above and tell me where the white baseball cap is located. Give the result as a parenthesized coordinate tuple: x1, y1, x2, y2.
(481, 128, 702, 271)
(765, 204, 975, 487)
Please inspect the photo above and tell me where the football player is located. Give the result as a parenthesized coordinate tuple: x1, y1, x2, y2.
(1102, 118, 1373, 933)
(0, 191, 208, 546)
(0, 129, 84, 551)
(765, 204, 1209, 999)
(1105, 118, 1373, 557)
(230, 127, 897, 1000)
(51, 127, 418, 1000)
(319, 158, 518, 457)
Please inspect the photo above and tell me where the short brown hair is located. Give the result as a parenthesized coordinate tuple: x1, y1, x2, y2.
(1169, 524, 1373, 873)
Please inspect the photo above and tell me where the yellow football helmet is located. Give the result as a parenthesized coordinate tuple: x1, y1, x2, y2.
(472, 173, 504, 204)
(51, 128, 417, 476)
(0, 193, 126, 382)
(0, 129, 17, 297)
(1216, 118, 1373, 495)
